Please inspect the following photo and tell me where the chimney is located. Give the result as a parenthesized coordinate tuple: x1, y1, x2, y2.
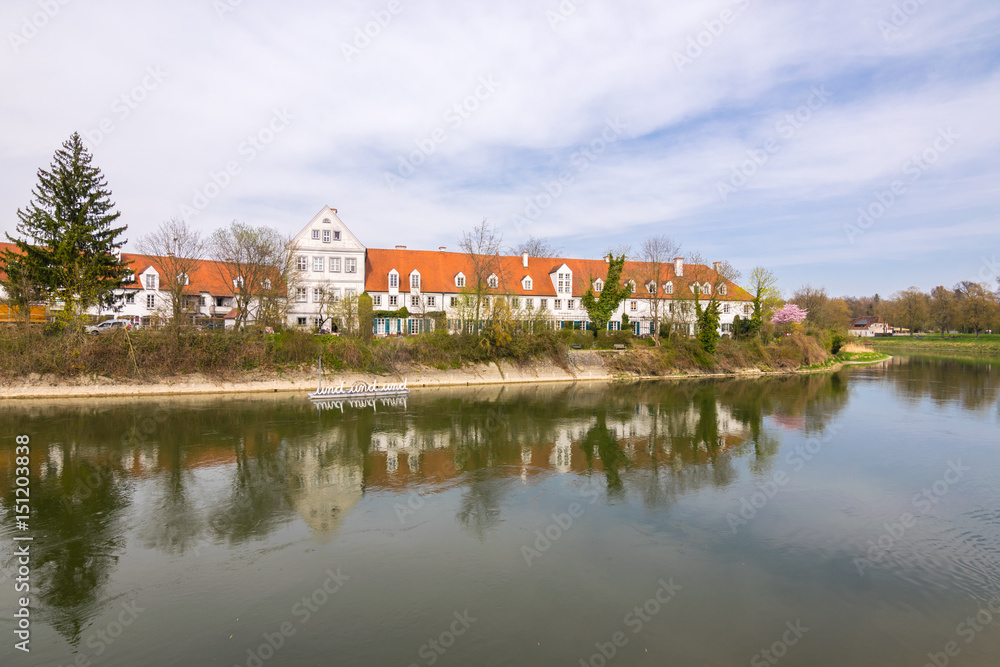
(395, 245, 407, 250)
(167, 252, 175, 258)
(522, 251, 529, 268)
(713, 261, 721, 272)
(674, 257, 684, 277)
(439, 246, 446, 252)
(604, 254, 610, 263)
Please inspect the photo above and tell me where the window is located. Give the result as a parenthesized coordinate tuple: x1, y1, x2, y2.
(426, 296, 436, 307)
(630, 300, 637, 311)
(373, 295, 382, 307)
(627, 280, 636, 293)
(540, 298, 547, 309)
(345, 258, 357, 273)
(410, 295, 420, 307)
(409, 319, 420, 335)
(525, 298, 533, 310)
(262, 278, 272, 290)
(557, 272, 571, 293)
(233, 276, 244, 290)
(146, 294, 155, 309)
(334, 231, 341, 241)
(314, 318, 323, 328)
(567, 299, 575, 310)
(488, 274, 498, 289)
(410, 273, 420, 289)
(330, 289, 341, 302)
(664, 282, 673, 294)
(322, 218, 331, 224)
(609, 321, 620, 331)
(125, 293, 135, 304)
(483, 296, 491, 308)
(216, 296, 226, 307)
(297, 256, 308, 271)
(719, 284, 727, 295)
(744, 304, 752, 315)
(523, 277, 533, 290)
(455, 274, 465, 288)
(594, 279, 603, 292)
(145, 273, 158, 290)
(178, 273, 189, 285)
(323, 230, 331, 243)
(389, 272, 398, 288)
(296, 288, 307, 303)
(313, 287, 323, 302)
(723, 303, 731, 314)
(346, 288, 356, 298)
(647, 282, 657, 294)
(326, 258, 339, 272)
(450, 296, 459, 307)
(722, 323, 731, 332)
(389, 295, 398, 307)
(554, 299, 562, 310)
(313, 257, 324, 272)
(297, 317, 307, 326)
(703, 282, 712, 295)
(311, 229, 320, 240)
(200, 296, 206, 306)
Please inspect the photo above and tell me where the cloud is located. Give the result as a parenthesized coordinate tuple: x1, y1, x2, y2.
(1, 0, 998, 296)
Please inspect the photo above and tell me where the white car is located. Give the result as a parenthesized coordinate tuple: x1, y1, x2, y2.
(85, 319, 129, 335)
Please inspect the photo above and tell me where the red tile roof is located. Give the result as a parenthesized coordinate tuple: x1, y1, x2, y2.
(121, 253, 237, 296)
(364, 248, 752, 300)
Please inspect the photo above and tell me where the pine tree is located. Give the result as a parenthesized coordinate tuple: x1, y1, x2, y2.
(8, 132, 130, 324)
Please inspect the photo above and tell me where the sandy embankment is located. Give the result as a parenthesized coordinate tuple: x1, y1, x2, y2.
(0, 350, 882, 401)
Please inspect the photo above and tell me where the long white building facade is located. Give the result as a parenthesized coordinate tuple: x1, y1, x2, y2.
(2, 206, 756, 334)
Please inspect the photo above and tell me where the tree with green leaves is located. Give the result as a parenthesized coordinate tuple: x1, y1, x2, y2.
(358, 292, 374, 341)
(746, 266, 780, 338)
(7, 132, 130, 327)
(581, 254, 630, 336)
(693, 284, 721, 353)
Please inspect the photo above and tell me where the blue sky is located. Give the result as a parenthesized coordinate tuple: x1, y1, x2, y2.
(1, 0, 998, 297)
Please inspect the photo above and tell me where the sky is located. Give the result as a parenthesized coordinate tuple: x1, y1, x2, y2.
(1, 0, 998, 298)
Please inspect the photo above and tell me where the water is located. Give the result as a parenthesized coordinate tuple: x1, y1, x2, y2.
(1, 356, 999, 666)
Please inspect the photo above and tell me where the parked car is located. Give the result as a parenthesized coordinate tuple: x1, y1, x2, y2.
(85, 319, 129, 335)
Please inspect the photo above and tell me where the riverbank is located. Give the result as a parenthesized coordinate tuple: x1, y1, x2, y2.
(0, 349, 888, 400)
(871, 333, 1000, 356)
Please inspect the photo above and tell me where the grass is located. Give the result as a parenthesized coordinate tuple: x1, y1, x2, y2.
(871, 333, 1000, 356)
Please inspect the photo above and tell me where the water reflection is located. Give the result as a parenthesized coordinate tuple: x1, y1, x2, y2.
(2, 371, 852, 645)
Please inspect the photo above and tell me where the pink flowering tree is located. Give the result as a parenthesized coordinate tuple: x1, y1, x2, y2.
(771, 304, 808, 325)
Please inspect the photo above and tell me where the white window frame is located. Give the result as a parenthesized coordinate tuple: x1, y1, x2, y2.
(410, 272, 420, 290)
(410, 295, 420, 307)
(487, 274, 498, 289)
(323, 230, 331, 243)
(373, 295, 382, 307)
(313, 257, 324, 272)
(455, 273, 465, 288)
(346, 258, 357, 273)
(296, 287, 308, 303)
(426, 296, 436, 307)
(389, 295, 398, 307)
(311, 229, 320, 240)
(313, 287, 323, 302)
(594, 279, 603, 293)
(523, 277, 533, 290)
(296, 256, 308, 271)
(146, 294, 155, 309)
(389, 271, 399, 288)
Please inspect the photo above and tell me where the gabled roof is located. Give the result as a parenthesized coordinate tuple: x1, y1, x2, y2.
(850, 316, 883, 329)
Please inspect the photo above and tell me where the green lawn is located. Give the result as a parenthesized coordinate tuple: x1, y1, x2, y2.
(870, 334, 1000, 356)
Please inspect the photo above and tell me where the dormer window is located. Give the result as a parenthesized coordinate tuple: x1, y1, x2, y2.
(703, 282, 712, 295)
(594, 278, 604, 293)
(234, 276, 245, 290)
(557, 271, 571, 294)
(389, 271, 399, 289)
(719, 284, 727, 295)
(627, 280, 636, 293)
(488, 274, 498, 289)
(522, 276, 532, 291)
(410, 272, 420, 290)
(455, 273, 466, 288)
(664, 281, 673, 294)
(177, 273, 189, 286)
(646, 281, 657, 294)
(144, 273, 158, 290)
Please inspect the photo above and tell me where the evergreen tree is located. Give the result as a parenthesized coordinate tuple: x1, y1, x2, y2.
(694, 285, 720, 353)
(581, 254, 631, 337)
(8, 133, 129, 324)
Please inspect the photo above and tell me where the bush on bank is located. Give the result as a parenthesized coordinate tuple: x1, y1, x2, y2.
(0, 325, 832, 382)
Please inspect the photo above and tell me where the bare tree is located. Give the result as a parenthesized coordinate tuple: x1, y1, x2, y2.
(0, 249, 46, 331)
(210, 221, 298, 329)
(506, 236, 561, 258)
(637, 235, 681, 345)
(136, 218, 206, 325)
(458, 219, 504, 334)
